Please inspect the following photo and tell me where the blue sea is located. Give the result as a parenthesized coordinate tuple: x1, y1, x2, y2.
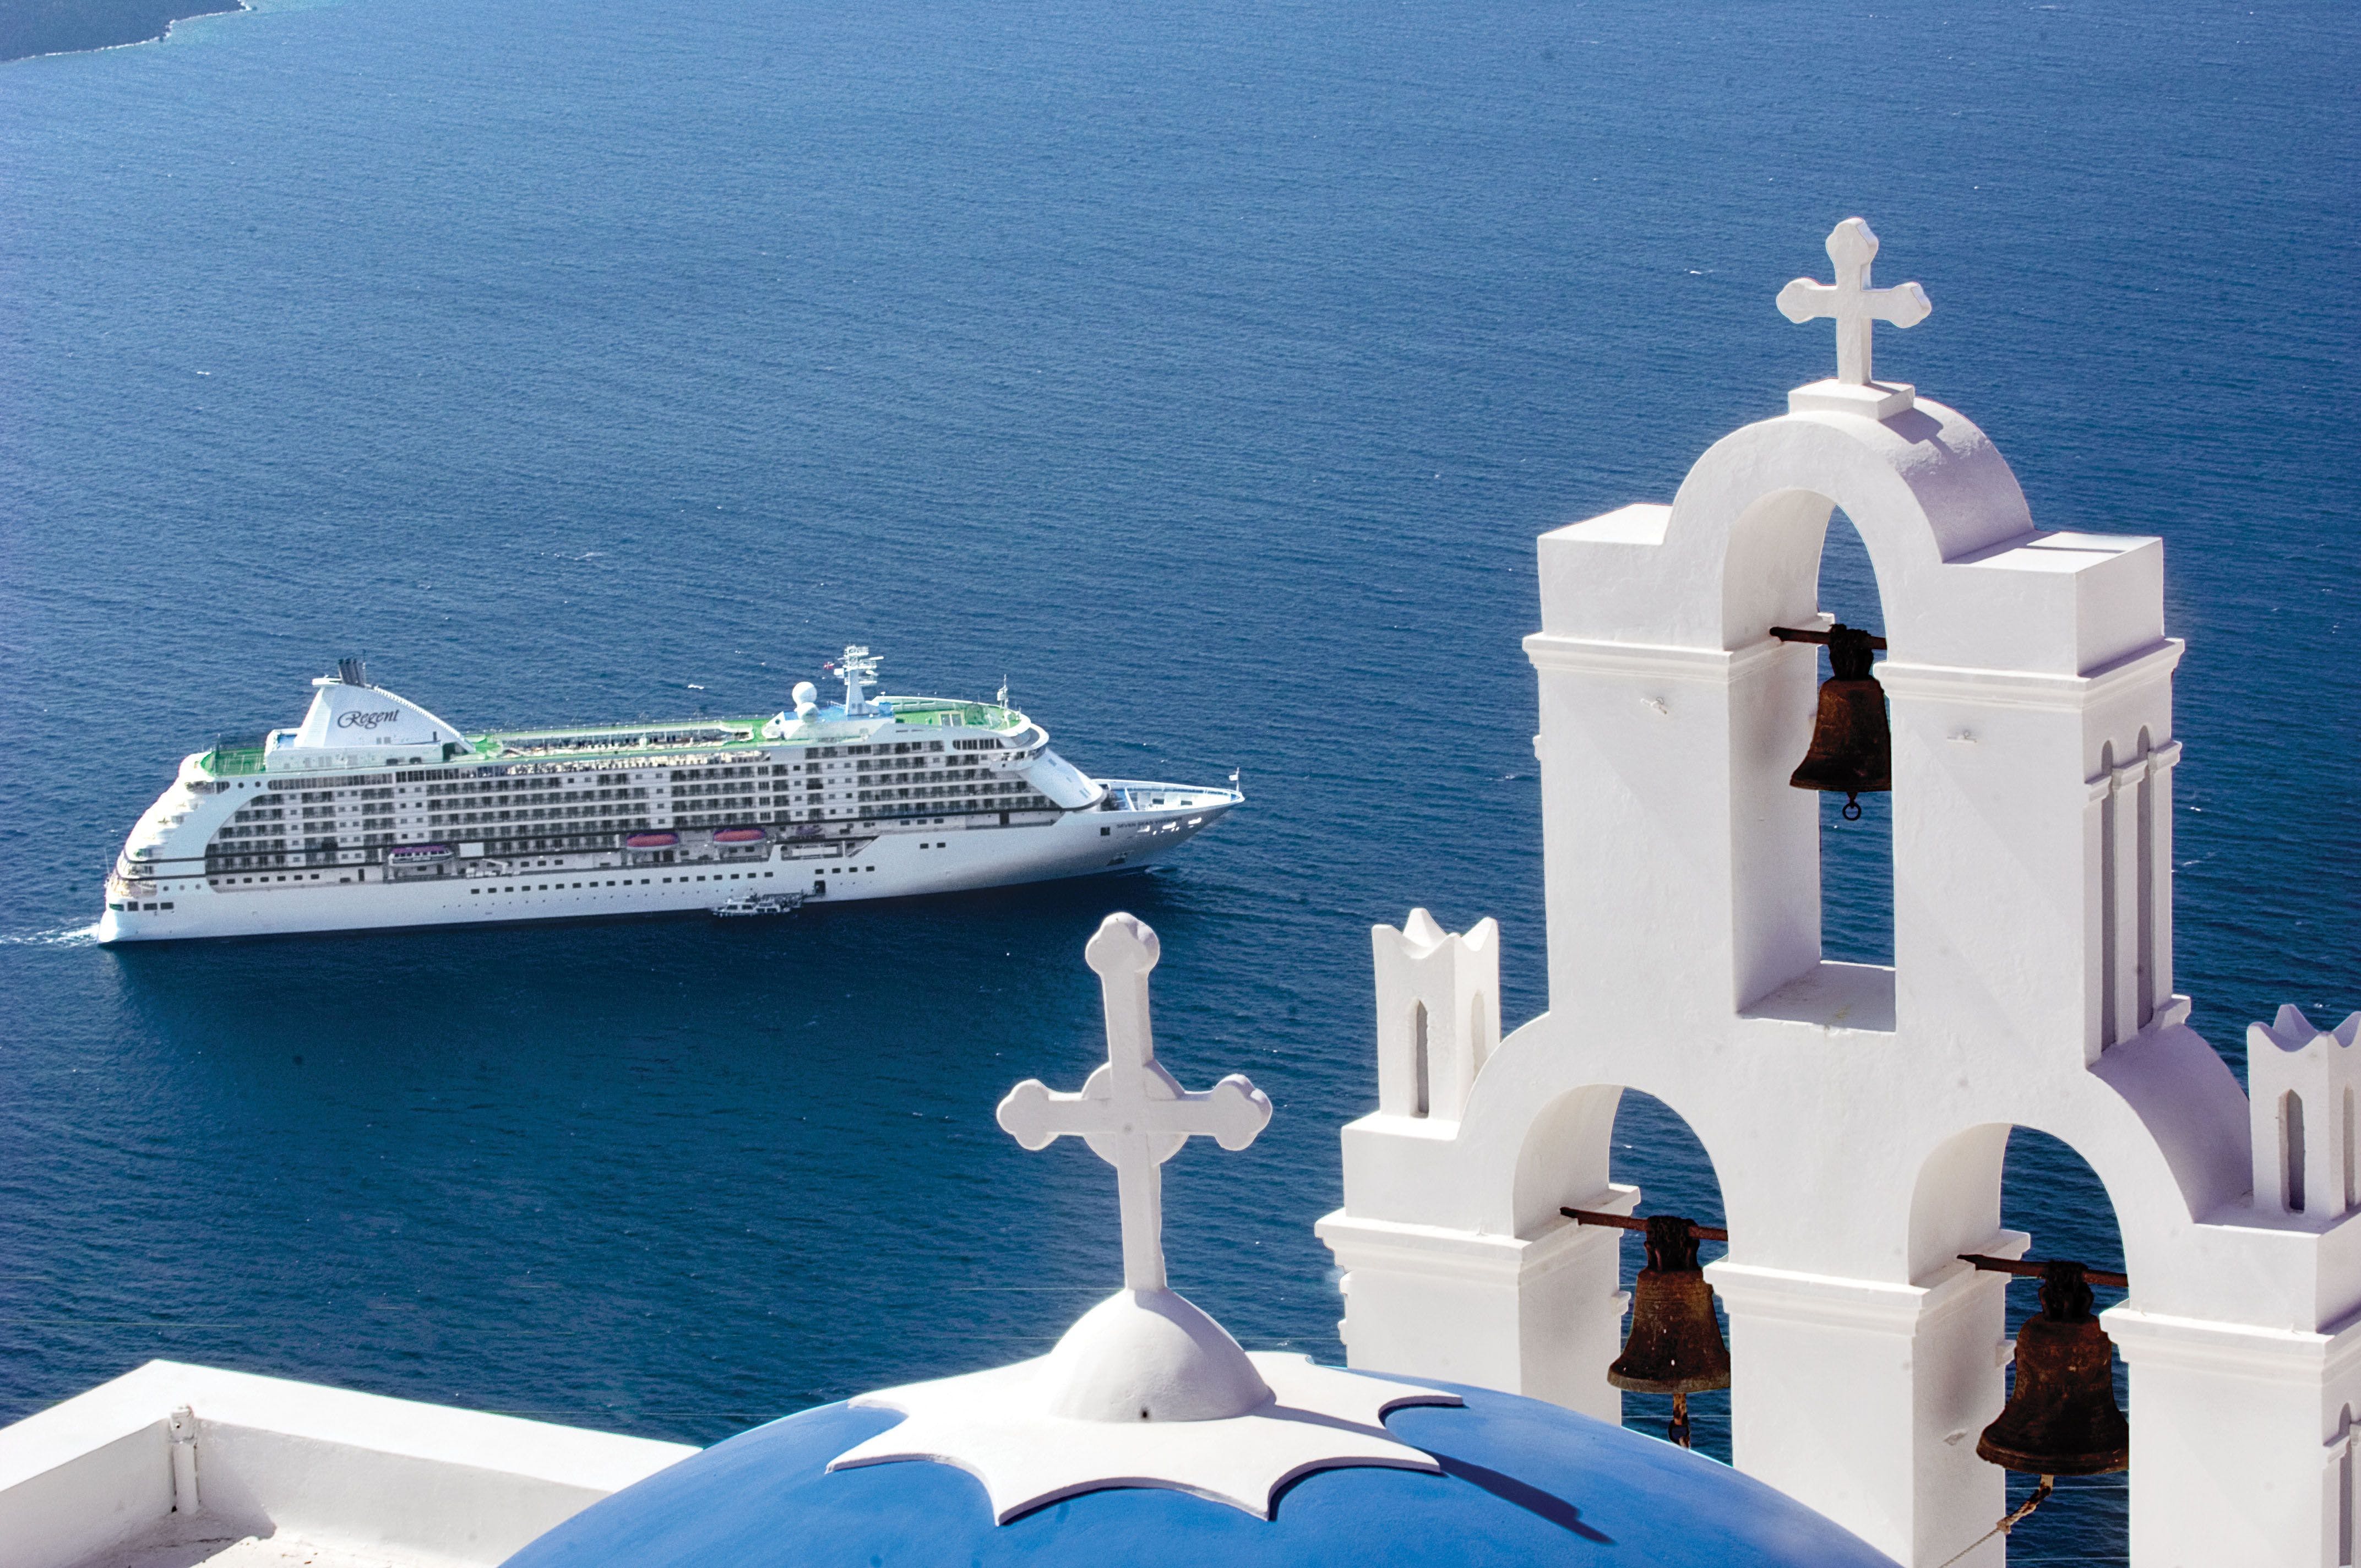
(2, 2, 2354, 1560)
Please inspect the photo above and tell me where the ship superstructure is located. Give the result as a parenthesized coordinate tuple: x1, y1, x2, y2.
(97, 650, 1239, 943)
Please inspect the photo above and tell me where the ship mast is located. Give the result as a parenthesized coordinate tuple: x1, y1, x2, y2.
(830, 644, 881, 717)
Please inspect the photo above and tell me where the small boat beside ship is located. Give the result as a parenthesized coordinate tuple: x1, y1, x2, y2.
(711, 891, 803, 918)
(99, 647, 1241, 943)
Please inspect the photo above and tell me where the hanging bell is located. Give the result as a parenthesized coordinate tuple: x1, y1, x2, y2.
(1609, 1215, 1732, 1447)
(1976, 1260, 2130, 1477)
(1788, 623, 1891, 820)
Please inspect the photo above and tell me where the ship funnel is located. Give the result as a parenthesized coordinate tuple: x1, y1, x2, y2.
(337, 657, 370, 687)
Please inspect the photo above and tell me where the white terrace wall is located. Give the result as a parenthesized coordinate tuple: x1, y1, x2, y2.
(0, 1360, 695, 1568)
(1319, 363, 2361, 1564)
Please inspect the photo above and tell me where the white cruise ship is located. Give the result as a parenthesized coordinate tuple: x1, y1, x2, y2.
(97, 649, 1240, 943)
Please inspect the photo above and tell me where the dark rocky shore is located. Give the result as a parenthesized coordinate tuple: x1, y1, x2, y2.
(2, 0, 246, 62)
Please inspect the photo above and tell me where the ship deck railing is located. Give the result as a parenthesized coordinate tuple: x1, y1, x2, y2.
(1101, 785, 1233, 812)
(874, 699, 1020, 731)
(199, 746, 268, 776)
(197, 704, 1032, 777)
(488, 723, 763, 757)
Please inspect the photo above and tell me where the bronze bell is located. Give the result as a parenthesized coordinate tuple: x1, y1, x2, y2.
(1609, 1214, 1732, 1447)
(1977, 1260, 2130, 1477)
(1789, 623, 1891, 820)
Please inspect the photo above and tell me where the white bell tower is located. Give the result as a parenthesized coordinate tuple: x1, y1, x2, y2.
(1318, 219, 2361, 1567)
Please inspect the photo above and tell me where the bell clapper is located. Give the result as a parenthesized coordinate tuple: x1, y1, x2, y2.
(1933, 1475, 2055, 1568)
(1669, 1390, 1693, 1449)
(2005, 1477, 2056, 1533)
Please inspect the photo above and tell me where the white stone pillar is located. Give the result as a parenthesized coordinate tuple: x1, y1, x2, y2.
(2107, 747, 2146, 1046)
(1525, 627, 1819, 1025)
(2106, 1307, 2361, 1568)
(2322, 1416, 2355, 1568)
(2141, 742, 2182, 1027)
(1875, 644, 2177, 1068)
(1317, 1207, 1628, 1423)
(1706, 1253, 2021, 1567)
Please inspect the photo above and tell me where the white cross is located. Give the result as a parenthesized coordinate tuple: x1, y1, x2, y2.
(997, 913, 1272, 1292)
(1776, 217, 1932, 386)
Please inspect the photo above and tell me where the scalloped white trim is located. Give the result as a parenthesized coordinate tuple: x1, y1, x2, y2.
(827, 1353, 1460, 1522)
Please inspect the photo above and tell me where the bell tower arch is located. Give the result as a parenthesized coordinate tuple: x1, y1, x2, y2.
(1319, 220, 2354, 1567)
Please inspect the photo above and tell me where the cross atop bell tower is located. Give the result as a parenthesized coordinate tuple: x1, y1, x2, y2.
(1777, 216, 1932, 419)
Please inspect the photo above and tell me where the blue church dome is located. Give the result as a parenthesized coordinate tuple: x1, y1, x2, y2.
(504, 1376, 1897, 1568)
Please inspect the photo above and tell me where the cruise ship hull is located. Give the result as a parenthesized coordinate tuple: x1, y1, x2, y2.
(98, 784, 1231, 943)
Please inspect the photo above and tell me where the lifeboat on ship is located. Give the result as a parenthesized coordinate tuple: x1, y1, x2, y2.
(625, 832, 679, 850)
(385, 843, 455, 880)
(712, 827, 766, 845)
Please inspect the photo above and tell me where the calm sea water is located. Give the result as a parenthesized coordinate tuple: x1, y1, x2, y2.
(2, 1, 2354, 1559)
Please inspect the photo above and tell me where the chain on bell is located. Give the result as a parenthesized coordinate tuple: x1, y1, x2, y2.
(1976, 1260, 2129, 1477)
(1784, 622, 1891, 820)
(1608, 1214, 1733, 1448)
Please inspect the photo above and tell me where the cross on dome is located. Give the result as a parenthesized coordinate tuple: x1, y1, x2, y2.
(997, 912, 1272, 1292)
(1776, 217, 1931, 387)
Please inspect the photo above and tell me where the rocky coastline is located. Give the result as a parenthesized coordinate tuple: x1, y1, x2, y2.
(3, 0, 247, 63)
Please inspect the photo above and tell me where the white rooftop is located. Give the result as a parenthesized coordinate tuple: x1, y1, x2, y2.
(2, 1362, 694, 1568)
